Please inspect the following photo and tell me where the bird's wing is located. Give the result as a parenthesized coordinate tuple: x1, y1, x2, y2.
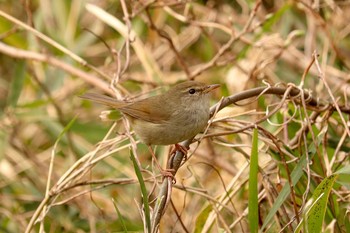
(80, 93, 171, 123)
(120, 97, 172, 124)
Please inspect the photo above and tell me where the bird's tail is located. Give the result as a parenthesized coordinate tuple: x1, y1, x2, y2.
(80, 93, 127, 108)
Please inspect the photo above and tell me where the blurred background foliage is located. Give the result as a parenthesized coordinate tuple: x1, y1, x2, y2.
(1, 0, 350, 232)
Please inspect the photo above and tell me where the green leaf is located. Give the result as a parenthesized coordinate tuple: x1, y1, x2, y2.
(130, 151, 151, 233)
(294, 174, 338, 233)
(0, 129, 7, 160)
(262, 3, 291, 32)
(335, 166, 350, 189)
(306, 174, 338, 232)
(194, 205, 213, 233)
(345, 211, 350, 233)
(261, 153, 307, 232)
(261, 128, 323, 232)
(103, 110, 123, 120)
(7, 60, 26, 107)
(112, 198, 128, 233)
(249, 127, 259, 233)
(335, 165, 350, 175)
(56, 115, 77, 142)
(17, 99, 50, 108)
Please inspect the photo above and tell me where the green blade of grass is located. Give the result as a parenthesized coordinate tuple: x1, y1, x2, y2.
(261, 153, 307, 232)
(194, 205, 213, 233)
(7, 60, 26, 107)
(261, 127, 324, 232)
(47, 115, 78, 190)
(112, 198, 128, 233)
(130, 152, 151, 233)
(261, 3, 291, 32)
(249, 127, 259, 233)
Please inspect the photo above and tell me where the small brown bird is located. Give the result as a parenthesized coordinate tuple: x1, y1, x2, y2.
(81, 81, 219, 176)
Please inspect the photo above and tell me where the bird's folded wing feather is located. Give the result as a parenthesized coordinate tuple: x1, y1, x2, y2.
(80, 93, 171, 124)
(120, 97, 171, 124)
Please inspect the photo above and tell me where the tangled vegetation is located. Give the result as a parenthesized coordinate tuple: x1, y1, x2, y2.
(1, 1, 350, 232)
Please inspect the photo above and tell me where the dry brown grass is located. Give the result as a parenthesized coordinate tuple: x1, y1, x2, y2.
(1, 1, 350, 232)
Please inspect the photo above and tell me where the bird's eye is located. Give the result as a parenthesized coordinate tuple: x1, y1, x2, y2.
(188, 88, 196, 94)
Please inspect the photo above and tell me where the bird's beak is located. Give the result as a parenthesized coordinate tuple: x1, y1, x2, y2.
(203, 84, 220, 93)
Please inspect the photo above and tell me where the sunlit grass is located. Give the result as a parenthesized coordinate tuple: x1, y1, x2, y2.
(1, 1, 350, 232)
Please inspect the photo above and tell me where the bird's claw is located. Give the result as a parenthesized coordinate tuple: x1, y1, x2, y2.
(170, 144, 189, 161)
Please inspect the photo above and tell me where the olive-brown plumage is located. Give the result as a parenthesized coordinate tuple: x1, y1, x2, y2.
(81, 81, 219, 145)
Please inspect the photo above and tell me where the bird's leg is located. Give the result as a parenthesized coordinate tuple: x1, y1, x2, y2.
(148, 145, 175, 179)
(170, 143, 189, 161)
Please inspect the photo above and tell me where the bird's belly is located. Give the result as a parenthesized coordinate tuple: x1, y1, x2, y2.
(132, 116, 208, 145)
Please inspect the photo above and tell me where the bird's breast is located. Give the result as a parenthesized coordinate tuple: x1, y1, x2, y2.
(132, 105, 209, 145)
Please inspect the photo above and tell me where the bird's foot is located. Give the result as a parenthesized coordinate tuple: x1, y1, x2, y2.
(147, 146, 176, 183)
(170, 143, 189, 161)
